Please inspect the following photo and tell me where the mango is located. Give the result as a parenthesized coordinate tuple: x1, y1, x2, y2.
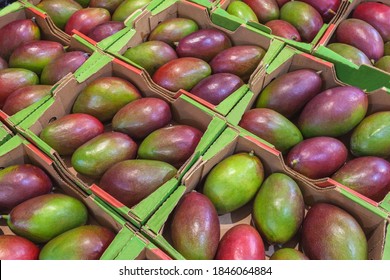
(0, 68, 39, 108)
(301, 203, 368, 260)
(375, 56, 390, 73)
(112, 0, 151, 22)
(65, 7, 111, 35)
(39, 225, 115, 260)
(112, 97, 172, 140)
(9, 40, 65, 75)
(242, 0, 279, 23)
(203, 152, 264, 214)
(0, 164, 52, 212)
(152, 57, 211, 92)
(176, 29, 232, 62)
(39, 113, 104, 156)
(170, 192, 220, 260)
(226, 1, 259, 23)
(72, 76, 141, 122)
(253, 173, 305, 244)
(74, 0, 90, 7)
(0, 57, 7, 70)
(99, 159, 177, 207)
(265, 19, 301, 41)
(190, 73, 244, 105)
(40, 51, 89, 85)
(148, 18, 199, 47)
(287, 136, 348, 179)
(385, 42, 390, 56)
(352, 2, 390, 42)
(270, 248, 309, 260)
(0, 235, 40, 260)
(255, 69, 322, 118)
(336, 18, 384, 62)
(138, 125, 203, 168)
(123, 41, 178, 75)
(280, 1, 323, 42)
(215, 224, 265, 260)
(298, 86, 368, 138)
(210, 45, 265, 82)
(276, 0, 289, 7)
(7, 193, 88, 243)
(89, 0, 123, 14)
(350, 111, 390, 158)
(2, 85, 51, 115)
(327, 43, 372, 66)
(239, 108, 303, 153)
(331, 156, 390, 202)
(36, 0, 82, 30)
(0, 19, 41, 60)
(87, 21, 125, 42)
(71, 131, 138, 178)
(300, 0, 341, 22)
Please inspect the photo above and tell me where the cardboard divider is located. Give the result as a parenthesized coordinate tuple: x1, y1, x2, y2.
(15, 55, 227, 228)
(226, 45, 390, 212)
(142, 127, 389, 260)
(313, 0, 390, 91)
(0, 121, 13, 145)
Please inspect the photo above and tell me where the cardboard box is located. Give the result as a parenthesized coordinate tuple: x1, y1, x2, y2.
(0, 121, 13, 145)
(0, 2, 100, 128)
(142, 127, 390, 260)
(106, 0, 285, 116)
(0, 134, 142, 260)
(313, 0, 390, 91)
(0, 0, 17, 11)
(16, 54, 227, 228)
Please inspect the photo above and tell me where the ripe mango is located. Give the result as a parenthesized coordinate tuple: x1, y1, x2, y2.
(71, 131, 138, 178)
(253, 173, 305, 244)
(2, 85, 51, 115)
(0, 164, 52, 212)
(148, 18, 199, 47)
(270, 248, 308, 260)
(0, 19, 41, 60)
(287, 137, 348, 179)
(40, 51, 89, 85)
(301, 203, 368, 260)
(0, 57, 8, 70)
(39, 225, 115, 260)
(112, 97, 172, 140)
(176, 29, 232, 62)
(152, 57, 211, 92)
(7, 193, 88, 243)
(89, 0, 122, 14)
(36, 0, 82, 30)
(9, 40, 65, 75)
(336, 18, 384, 61)
(215, 224, 265, 260)
(203, 153, 264, 214)
(190, 73, 244, 105)
(88, 21, 125, 42)
(350, 111, 390, 158)
(242, 0, 279, 23)
(331, 156, 390, 202)
(138, 125, 203, 168)
(65, 8, 111, 35)
(170, 192, 220, 260)
(123, 41, 178, 75)
(280, 1, 323, 42)
(226, 1, 259, 23)
(0, 68, 39, 108)
(0, 235, 40, 260)
(265, 19, 301, 41)
(209, 45, 265, 82)
(99, 159, 177, 207)
(375, 56, 390, 73)
(300, 0, 341, 22)
(327, 43, 371, 66)
(298, 86, 368, 138)
(39, 113, 104, 156)
(112, 0, 151, 22)
(72, 76, 141, 122)
(255, 69, 322, 118)
(239, 108, 303, 153)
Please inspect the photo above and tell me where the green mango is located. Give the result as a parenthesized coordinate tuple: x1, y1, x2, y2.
(112, 0, 151, 22)
(89, 0, 121, 13)
(203, 152, 264, 214)
(385, 42, 390, 56)
(39, 225, 115, 260)
(252, 173, 305, 244)
(350, 111, 390, 158)
(226, 1, 259, 23)
(374, 56, 390, 73)
(327, 43, 372, 66)
(6, 193, 88, 243)
(37, 0, 83, 30)
(270, 248, 308, 260)
(72, 76, 141, 122)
